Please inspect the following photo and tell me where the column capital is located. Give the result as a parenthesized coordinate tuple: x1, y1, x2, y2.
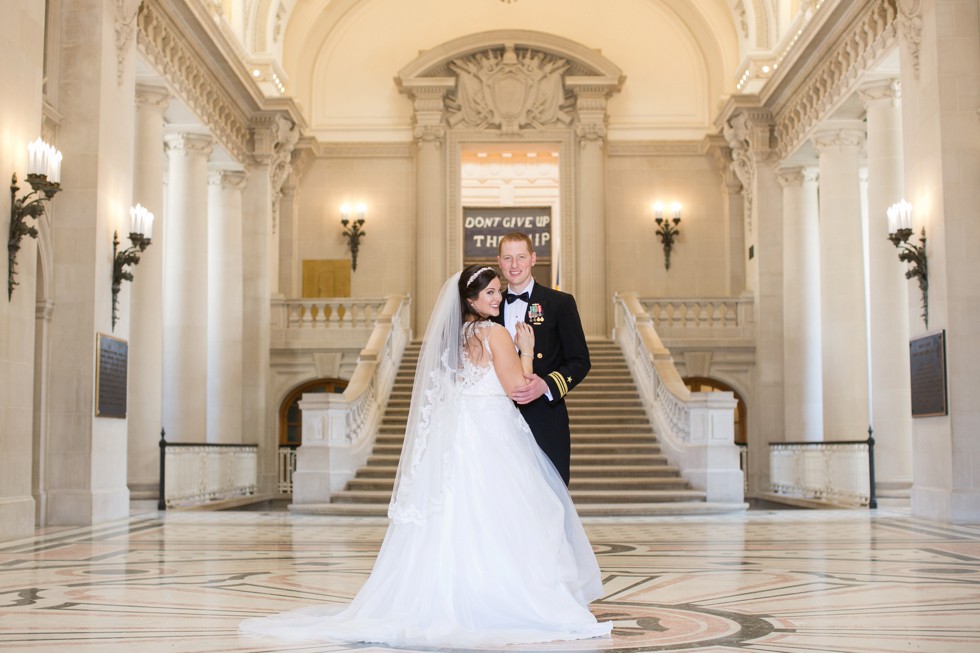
(164, 132, 215, 156)
(414, 124, 446, 146)
(858, 79, 901, 109)
(776, 165, 819, 187)
(135, 84, 171, 112)
(208, 168, 248, 190)
(811, 122, 866, 154)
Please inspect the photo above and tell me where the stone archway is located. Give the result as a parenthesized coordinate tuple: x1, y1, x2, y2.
(396, 30, 623, 336)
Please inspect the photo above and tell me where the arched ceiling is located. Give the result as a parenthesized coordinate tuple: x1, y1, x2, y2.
(266, 0, 756, 141)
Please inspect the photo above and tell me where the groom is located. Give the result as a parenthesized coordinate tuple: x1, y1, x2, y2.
(492, 232, 590, 485)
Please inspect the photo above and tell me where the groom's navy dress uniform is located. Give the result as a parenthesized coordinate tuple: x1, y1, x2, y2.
(493, 280, 590, 485)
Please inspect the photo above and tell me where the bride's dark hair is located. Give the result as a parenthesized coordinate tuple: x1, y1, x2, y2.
(458, 264, 499, 321)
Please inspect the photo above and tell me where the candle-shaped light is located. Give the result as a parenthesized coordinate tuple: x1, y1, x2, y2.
(356, 203, 366, 222)
(340, 203, 351, 223)
(652, 201, 664, 222)
(51, 149, 62, 184)
(670, 202, 682, 222)
(28, 138, 43, 175)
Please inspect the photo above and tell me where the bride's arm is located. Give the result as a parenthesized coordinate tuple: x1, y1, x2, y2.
(487, 325, 532, 396)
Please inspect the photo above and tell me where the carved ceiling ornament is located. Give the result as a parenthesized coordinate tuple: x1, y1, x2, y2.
(115, 0, 141, 85)
(447, 44, 573, 135)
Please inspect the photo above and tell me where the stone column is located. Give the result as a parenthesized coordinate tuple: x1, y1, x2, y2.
(897, 0, 980, 522)
(713, 147, 747, 296)
(163, 132, 214, 441)
(813, 124, 869, 440)
(574, 90, 609, 337)
(859, 80, 913, 501)
(409, 85, 450, 334)
(750, 158, 785, 493)
(778, 166, 823, 441)
(207, 169, 246, 444)
(128, 84, 170, 498)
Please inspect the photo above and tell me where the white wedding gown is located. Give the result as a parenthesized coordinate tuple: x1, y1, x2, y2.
(240, 326, 611, 647)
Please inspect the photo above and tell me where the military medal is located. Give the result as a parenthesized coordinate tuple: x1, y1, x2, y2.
(529, 303, 544, 324)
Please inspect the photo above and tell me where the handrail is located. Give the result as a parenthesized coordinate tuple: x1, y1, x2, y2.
(613, 292, 743, 503)
(158, 429, 258, 509)
(769, 431, 877, 508)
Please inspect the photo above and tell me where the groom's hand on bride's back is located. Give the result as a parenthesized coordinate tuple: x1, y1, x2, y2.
(510, 374, 548, 404)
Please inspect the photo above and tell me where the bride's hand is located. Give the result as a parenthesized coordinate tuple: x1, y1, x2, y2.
(514, 322, 535, 356)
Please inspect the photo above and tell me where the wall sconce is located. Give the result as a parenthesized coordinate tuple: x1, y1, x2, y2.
(111, 204, 154, 330)
(8, 138, 62, 299)
(653, 201, 682, 270)
(887, 199, 928, 327)
(340, 203, 366, 271)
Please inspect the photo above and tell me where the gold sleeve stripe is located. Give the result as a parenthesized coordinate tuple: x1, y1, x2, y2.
(549, 371, 568, 397)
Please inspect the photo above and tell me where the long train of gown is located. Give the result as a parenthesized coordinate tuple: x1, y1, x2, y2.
(240, 342, 612, 647)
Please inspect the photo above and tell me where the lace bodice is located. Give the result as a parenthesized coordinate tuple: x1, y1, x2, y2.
(459, 321, 507, 396)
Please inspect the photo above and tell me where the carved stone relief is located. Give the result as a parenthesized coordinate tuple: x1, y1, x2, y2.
(447, 45, 573, 135)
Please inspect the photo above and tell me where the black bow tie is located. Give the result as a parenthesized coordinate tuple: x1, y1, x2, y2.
(505, 291, 530, 304)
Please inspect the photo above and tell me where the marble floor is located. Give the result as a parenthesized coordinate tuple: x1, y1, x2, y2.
(1, 507, 979, 653)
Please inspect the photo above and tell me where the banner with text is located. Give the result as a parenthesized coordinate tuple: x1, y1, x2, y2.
(463, 207, 552, 259)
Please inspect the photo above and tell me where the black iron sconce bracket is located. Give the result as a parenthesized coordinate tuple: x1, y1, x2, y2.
(341, 217, 366, 271)
(655, 217, 681, 270)
(888, 227, 928, 327)
(8, 174, 60, 299)
(112, 230, 152, 330)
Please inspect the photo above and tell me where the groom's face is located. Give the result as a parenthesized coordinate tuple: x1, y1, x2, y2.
(497, 240, 536, 291)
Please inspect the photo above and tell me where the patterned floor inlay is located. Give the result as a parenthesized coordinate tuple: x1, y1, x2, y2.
(1, 509, 979, 652)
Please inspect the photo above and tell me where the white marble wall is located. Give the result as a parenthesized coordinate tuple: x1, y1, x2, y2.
(899, 0, 980, 523)
(44, 0, 137, 525)
(0, 0, 46, 542)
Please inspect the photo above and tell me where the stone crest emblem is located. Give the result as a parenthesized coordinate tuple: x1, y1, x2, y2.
(448, 44, 572, 134)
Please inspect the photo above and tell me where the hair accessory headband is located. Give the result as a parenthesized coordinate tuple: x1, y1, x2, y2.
(466, 266, 494, 287)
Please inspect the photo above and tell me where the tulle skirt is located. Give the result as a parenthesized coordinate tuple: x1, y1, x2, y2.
(239, 393, 611, 647)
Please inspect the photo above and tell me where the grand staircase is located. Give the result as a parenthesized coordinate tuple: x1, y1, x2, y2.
(299, 340, 741, 516)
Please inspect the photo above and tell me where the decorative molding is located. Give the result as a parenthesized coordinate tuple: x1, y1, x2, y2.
(734, 1, 749, 40)
(896, 0, 922, 79)
(723, 113, 757, 231)
(773, 0, 899, 159)
(447, 45, 573, 135)
(576, 121, 607, 147)
(315, 143, 414, 159)
(606, 141, 705, 157)
(137, 0, 250, 161)
(414, 125, 446, 147)
(250, 115, 299, 235)
(115, 0, 141, 85)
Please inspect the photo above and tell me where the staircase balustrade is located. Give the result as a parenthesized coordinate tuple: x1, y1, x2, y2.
(613, 292, 744, 503)
(291, 294, 412, 504)
(638, 297, 755, 341)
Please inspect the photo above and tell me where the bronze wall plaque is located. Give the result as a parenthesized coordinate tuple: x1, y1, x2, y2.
(909, 330, 947, 418)
(96, 333, 128, 418)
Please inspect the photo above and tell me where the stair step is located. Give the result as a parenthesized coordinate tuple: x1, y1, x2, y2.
(346, 477, 688, 492)
(329, 488, 705, 505)
(291, 501, 745, 518)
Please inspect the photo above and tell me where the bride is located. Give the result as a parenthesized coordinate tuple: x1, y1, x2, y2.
(240, 265, 612, 647)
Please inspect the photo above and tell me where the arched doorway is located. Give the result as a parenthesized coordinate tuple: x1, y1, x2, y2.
(683, 376, 746, 445)
(277, 378, 347, 493)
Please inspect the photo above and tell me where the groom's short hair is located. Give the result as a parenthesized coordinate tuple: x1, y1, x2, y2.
(497, 232, 535, 255)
